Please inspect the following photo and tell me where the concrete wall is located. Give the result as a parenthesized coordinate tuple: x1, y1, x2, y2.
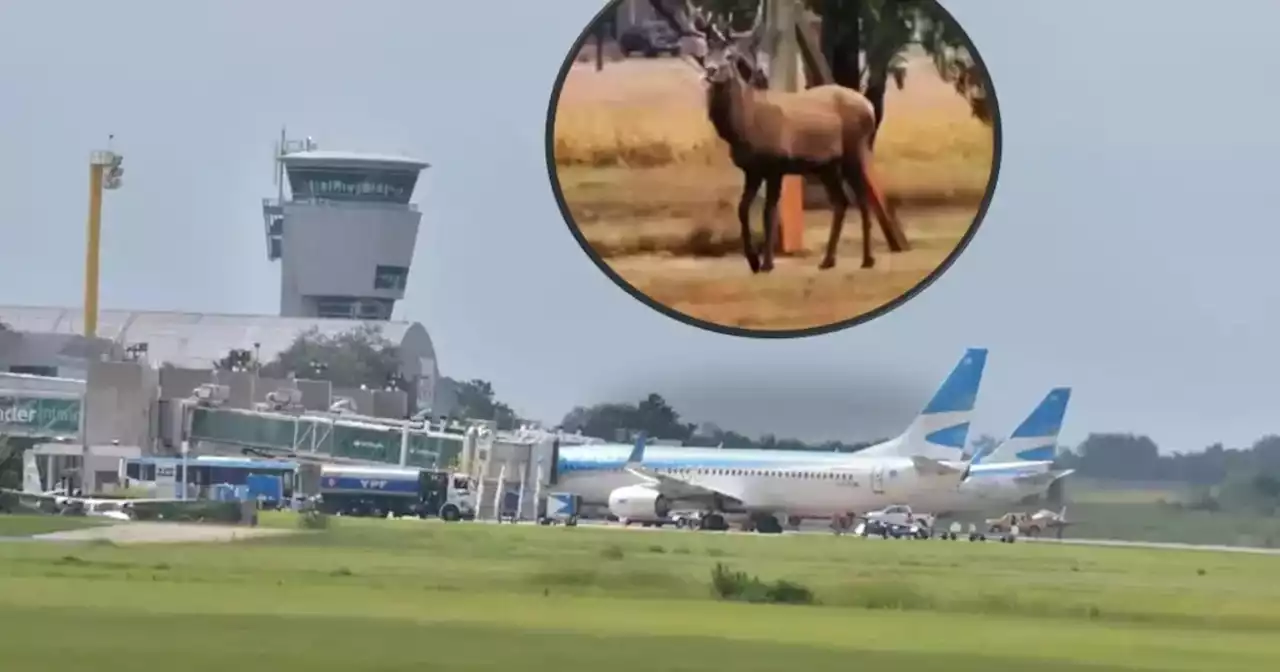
(84, 360, 158, 449)
(157, 367, 213, 401)
(296, 378, 333, 411)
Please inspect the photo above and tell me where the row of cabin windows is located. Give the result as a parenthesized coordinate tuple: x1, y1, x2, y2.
(563, 464, 866, 482)
(662, 467, 860, 482)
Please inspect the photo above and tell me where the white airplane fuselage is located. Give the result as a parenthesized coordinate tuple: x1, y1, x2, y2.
(908, 462, 1062, 515)
(557, 455, 962, 518)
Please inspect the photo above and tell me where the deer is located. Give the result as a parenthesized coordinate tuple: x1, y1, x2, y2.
(647, 0, 903, 275)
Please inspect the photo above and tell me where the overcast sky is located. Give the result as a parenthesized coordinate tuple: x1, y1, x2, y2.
(2, 0, 1277, 453)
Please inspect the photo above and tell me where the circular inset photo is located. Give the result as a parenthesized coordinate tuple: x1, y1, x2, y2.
(547, 0, 1000, 337)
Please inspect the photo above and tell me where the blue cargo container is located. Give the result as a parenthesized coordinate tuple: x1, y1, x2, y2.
(246, 474, 284, 506)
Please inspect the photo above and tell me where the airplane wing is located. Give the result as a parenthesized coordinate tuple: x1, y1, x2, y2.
(1013, 468, 1075, 488)
(622, 435, 747, 506)
(910, 455, 968, 477)
(0, 488, 64, 512)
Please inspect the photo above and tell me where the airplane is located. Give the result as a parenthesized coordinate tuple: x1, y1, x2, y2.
(554, 347, 989, 524)
(883, 388, 1075, 517)
(600, 419, 978, 533)
(1, 450, 173, 520)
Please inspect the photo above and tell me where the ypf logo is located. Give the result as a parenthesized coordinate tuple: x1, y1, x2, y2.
(360, 479, 388, 489)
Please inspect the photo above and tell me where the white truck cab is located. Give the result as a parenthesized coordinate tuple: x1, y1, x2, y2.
(865, 504, 935, 530)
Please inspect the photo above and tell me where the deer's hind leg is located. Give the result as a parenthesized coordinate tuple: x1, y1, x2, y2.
(818, 164, 848, 270)
(848, 142, 909, 253)
(760, 174, 784, 273)
(842, 157, 877, 269)
(738, 170, 764, 273)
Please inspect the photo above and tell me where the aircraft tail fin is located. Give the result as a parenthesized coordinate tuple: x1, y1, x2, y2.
(980, 388, 1072, 464)
(626, 432, 647, 466)
(22, 450, 43, 495)
(875, 348, 987, 460)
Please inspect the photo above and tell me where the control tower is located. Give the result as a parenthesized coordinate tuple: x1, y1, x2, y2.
(262, 132, 430, 320)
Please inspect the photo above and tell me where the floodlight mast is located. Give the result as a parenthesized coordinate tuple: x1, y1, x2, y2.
(84, 137, 124, 339)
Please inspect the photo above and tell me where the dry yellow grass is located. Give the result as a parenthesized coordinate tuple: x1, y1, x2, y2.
(549, 53, 996, 333)
(553, 55, 995, 201)
(591, 207, 973, 331)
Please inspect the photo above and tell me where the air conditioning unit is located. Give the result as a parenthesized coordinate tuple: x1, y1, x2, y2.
(192, 383, 230, 406)
(266, 387, 303, 408)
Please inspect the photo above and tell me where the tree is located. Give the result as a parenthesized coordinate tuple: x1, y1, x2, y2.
(449, 378, 520, 431)
(799, 0, 993, 133)
(561, 394, 695, 443)
(259, 325, 402, 390)
(0, 435, 18, 491)
(560, 392, 886, 452)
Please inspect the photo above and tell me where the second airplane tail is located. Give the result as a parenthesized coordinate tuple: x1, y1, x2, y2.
(978, 387, 1072, 464)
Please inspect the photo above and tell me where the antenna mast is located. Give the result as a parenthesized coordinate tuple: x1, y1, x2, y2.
(275, 126, 286, 204)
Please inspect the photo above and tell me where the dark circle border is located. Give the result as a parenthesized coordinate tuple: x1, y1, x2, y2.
(544, 0, 1003, 339)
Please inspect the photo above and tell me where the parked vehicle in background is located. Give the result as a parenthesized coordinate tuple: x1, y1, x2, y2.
(618, 20, 681, 58)
(315, 464, 475, 521)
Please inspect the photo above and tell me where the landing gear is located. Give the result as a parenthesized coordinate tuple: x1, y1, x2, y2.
(743, 513, 783, 534)
(698, 512, 729, 531)
(787, 516, 803, 531)
(830, 513, 856, 535)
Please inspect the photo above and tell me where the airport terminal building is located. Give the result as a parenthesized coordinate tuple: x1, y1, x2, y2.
(0, 135, 459, 491)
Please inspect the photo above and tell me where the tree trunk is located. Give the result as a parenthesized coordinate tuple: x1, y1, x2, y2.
(804, 0, 864, 209)
(865, 73, 887, 147)
(824, 0, 861, 90)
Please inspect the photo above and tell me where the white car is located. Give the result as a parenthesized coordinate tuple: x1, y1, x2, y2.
(863, 505, 936, 534)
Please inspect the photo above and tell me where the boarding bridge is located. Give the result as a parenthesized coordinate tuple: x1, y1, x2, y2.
(185, 406, 467, 468)
(468, 432, 559, 522)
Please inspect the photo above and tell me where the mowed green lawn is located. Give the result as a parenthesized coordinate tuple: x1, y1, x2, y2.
(0, 513, 109, 536)
(0, 514, 1277, 671)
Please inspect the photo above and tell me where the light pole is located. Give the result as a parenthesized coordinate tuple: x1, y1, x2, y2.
(84, 140, 124, 339)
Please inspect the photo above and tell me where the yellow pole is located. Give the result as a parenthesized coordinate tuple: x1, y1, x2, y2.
(84, 162, 104, 339)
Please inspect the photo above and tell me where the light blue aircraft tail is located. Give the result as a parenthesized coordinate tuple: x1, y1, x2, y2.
(858, 348, 988, 461)
(978, 387, 1072, 464)
(626, 432, 648, 465)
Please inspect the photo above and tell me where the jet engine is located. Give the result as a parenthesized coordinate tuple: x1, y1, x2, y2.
(607, 485, 671, 522)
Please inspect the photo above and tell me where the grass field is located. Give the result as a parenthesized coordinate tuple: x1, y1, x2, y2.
(1, 514, 1276, 670)
(0, 513, 108, 536)
(551, 54, 995, 332)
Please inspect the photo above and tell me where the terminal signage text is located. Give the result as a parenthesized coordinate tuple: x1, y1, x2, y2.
(0, 394, 82, 436)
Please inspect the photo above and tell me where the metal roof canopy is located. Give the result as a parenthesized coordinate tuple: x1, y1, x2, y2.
(281, 150, 430, 172)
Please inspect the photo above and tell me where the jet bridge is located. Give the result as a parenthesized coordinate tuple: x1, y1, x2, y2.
(184, 405, 468, 469)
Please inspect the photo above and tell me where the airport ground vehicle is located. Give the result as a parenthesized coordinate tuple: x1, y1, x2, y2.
(985, 508, 1068, 538)
(864, 504, 936, 532)
(859, 518, 931, 539)
(618, 20, 681, 58)
(316, 464, 475, 520)
(538, 492, 581, 526)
